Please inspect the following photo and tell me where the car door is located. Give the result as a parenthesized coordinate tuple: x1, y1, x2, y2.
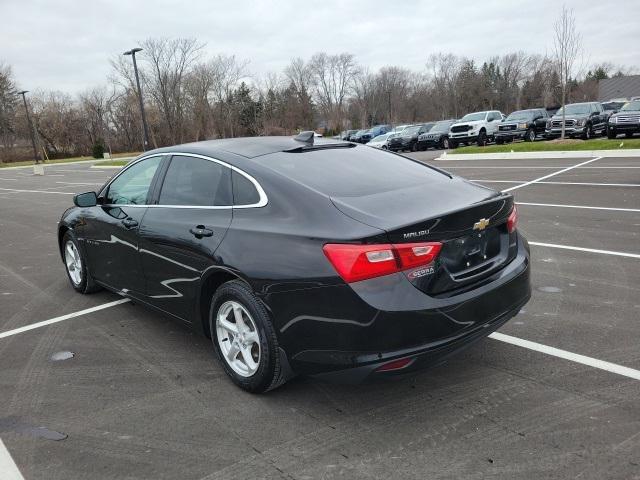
(594, 103, 606, 131)
(534, 110, 548, 134)
(137, 154, 233, 323)
(83, 155, 164, 296)
(487, 112, 500, 135)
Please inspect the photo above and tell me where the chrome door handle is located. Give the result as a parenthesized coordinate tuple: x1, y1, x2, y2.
(190, 225, 213, 238)
(121, 218, 138, 228)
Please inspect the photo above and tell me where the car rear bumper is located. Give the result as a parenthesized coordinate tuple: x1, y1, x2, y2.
(267, 233, 531, 381)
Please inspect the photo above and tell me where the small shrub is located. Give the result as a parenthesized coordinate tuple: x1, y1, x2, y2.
(92, 142, 105, 159)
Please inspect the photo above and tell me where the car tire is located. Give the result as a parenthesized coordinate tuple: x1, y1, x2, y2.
(608, 129, 617, 139)
(625, 133, 634, 139)
(477, 130, 487, 147)
(582, 124, 592, 140)
(382, 145, 388, 150)
(442, 137, 450, 149)
(62, 230, 101, 294)
(525, 128, 535, 142)
(449, 139, 457, 149)
(495, 138, 504, 145)
(209, 280, 286, 393)
(411, 142, 418, 152)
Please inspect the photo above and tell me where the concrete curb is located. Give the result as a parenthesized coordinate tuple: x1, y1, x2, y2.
(0, 157, 136, 171)
(90, 165, 125, 169)
(435, 149, 640, 161)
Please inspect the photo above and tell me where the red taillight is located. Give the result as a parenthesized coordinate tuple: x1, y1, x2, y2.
(323, 241, 442, 283)
(507, 205, 518, 233)
(394, 242, 442, 269)
(376, 357, 414, 372)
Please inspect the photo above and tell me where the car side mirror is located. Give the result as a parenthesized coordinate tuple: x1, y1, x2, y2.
(73, 191, 97, 207)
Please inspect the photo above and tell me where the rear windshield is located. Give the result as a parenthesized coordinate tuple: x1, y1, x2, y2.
(261, 147, 445, 197)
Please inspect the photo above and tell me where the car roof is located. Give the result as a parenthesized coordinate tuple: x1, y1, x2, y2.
(141, 136, 352, 160)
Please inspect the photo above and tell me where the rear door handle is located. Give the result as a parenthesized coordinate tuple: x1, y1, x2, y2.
(121, 218, 138, 228)
(190, 225, 213, 238)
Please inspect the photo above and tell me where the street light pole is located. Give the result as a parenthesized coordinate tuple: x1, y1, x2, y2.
(124, 47, 150, 151)
(17, 90, 40, 164)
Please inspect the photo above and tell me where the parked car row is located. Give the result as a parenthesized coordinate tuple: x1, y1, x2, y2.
(340, 98, 639, 151)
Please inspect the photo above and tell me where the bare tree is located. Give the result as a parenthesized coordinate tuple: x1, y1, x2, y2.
(141, 37, 205, 144)
(553, 5, 582, 139)
(0, 63, 18, 162)
(308, 53, 359, 131)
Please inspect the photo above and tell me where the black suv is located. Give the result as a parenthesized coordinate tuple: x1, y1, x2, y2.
(416, 120, 457, 150)
(545, 102, 608, 140)
(496, 109, 549, 143)
(388, 123, 435, 152)
(608, 100, 640, 138)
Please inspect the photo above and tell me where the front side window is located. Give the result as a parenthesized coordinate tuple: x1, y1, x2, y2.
(105, 156, 162, 205)
(159, 156, 232, 206)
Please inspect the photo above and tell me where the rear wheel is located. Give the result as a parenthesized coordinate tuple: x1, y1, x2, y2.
(62, 231, 101, 294)
(210, 280, 286, 393)
(525, 128, 535, 142)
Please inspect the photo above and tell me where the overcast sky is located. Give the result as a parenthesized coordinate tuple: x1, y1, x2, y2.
(1, 0, 639, 94)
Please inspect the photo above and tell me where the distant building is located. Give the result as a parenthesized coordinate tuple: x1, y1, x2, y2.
(598, 75, 640, 101)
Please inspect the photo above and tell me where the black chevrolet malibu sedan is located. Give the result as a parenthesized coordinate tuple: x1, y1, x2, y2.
(58, 134, 531, 393)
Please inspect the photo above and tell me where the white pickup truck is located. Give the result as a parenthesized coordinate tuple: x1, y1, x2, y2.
(449, 110, 504, 147)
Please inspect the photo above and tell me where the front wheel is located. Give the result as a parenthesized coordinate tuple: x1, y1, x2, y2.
(477, 130, 487, 147)
(442, 137, 450, 149)
(210, 280, 287, 393)
(62, 231, 101, 294)
(525, 128, 536, 142)
(582, 124, 593, 140)
(608, 129, 617, 139)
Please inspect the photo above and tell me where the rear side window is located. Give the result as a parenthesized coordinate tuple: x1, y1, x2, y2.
(158, 156, 232, 206)
(261, 147, 447, 197)
(232, 170, 260, 206)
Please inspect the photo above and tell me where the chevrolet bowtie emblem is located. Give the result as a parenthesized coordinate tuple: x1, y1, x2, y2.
(473, 218, 489, 231)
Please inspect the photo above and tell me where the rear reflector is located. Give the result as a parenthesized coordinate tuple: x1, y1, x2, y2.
(323, 242, 442, 283)
(376, 357, 414, 372)
(507, 205, 518, 233)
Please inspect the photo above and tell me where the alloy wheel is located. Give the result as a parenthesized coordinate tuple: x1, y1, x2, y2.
(216, 300, 261, 377)
(64, 240, 82, 285)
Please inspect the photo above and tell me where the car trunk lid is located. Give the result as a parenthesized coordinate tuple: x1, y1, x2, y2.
(330, 178, 517, 295)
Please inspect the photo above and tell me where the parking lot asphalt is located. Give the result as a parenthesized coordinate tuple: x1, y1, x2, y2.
(1, 156, 639, 480)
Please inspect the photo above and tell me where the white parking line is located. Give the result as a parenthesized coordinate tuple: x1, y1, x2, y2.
(445, 166, 640, 169)
(0, 187, 75, 195)
(517, 202, 640, 213)
(55, 181, 103, 185)
(0, 439, 24, 480)
(489, 332, 640, 381)
(502, 156, 602, 193)
(529, 241, 640, 259)
(473, 180, 640, 187)
(1, 296, 638, 383)
(0, 299, 130, 339)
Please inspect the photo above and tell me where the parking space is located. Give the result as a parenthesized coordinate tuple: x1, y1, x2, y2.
(1, 156, 640, 479)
